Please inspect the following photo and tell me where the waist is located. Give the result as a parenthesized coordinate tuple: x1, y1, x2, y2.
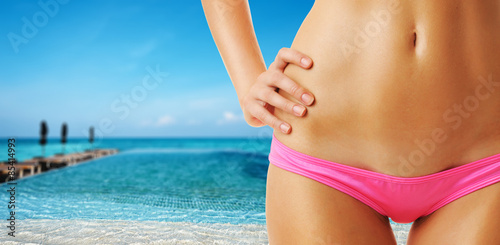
(274, 0, 500, 177)
(275, 71, 500, 176)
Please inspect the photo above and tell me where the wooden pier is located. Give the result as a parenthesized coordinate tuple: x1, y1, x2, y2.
(0, 149, 118, 183)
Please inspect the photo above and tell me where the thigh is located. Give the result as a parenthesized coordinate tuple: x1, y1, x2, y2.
(408, 182, 500, 245)
(265, 164, 397, 245)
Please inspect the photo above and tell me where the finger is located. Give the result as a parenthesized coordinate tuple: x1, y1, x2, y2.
(256, 100, 266, 107)
(274, 47, 312, 70)
(267, 71, 315, 106)
(256, 87, 307, 117)
(273, 47, 313, 71)
(248, 101, 291, 134)
(242, 98, 266, 127)
(247, 116, 265, 127)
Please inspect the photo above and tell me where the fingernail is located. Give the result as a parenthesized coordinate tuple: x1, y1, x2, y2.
(280, 123, 291, 134)
(301, 58, 311, 66)
(293, 105, 306, 116)
(301, 93, 314, 105)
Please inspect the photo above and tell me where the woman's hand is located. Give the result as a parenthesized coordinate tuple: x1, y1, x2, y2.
(241, 48, 315, 134)
(202, 2, 312, 134)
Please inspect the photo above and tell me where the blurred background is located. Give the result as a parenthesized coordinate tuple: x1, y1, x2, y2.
(0, 0, 313, 138)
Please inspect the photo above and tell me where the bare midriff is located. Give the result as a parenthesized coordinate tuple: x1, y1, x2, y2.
(275, 0, 500, 177)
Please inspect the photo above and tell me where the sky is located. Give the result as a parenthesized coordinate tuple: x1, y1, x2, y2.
(0, 0, 314, 138)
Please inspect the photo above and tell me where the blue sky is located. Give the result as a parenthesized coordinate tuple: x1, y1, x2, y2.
(0, 0, 313, 138)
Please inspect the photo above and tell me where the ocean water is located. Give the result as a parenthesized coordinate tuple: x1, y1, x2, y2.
(0, 137, 272, 162)
(0, 137, 410, 244)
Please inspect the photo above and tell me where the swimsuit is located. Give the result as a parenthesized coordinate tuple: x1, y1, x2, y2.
(268, 135, 500, 223)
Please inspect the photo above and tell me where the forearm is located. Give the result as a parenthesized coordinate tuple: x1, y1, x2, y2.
(201, 0, 266, 104)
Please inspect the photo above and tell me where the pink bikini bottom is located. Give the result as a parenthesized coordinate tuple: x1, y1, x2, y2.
(268, 135, 500, 223)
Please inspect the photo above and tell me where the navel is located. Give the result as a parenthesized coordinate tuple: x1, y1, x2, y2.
(413, 32, 417, 47)
(412, 27, 427, 56)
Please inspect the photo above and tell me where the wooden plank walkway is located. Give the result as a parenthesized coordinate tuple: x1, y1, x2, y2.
(0, 149, 119, 183)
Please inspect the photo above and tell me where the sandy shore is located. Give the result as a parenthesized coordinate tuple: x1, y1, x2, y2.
(3, 219, 411, 244)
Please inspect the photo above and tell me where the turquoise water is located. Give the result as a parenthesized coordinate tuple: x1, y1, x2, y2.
(1, 137, 272, 162)
(0, 137, 272, 225)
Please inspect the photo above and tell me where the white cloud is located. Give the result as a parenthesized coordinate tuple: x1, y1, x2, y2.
(217, 111, 244, 125)
(156, 115, 175, 126)
(224, 111, 238, 121)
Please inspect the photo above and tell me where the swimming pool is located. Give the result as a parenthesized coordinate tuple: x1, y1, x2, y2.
(2, 146, 269, 225)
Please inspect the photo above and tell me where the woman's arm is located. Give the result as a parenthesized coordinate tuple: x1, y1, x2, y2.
(201, 0, 314, 133)
(201, 0, 265, 101)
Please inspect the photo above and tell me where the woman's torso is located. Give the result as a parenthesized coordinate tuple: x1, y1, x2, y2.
(275, 0, 500, 177)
